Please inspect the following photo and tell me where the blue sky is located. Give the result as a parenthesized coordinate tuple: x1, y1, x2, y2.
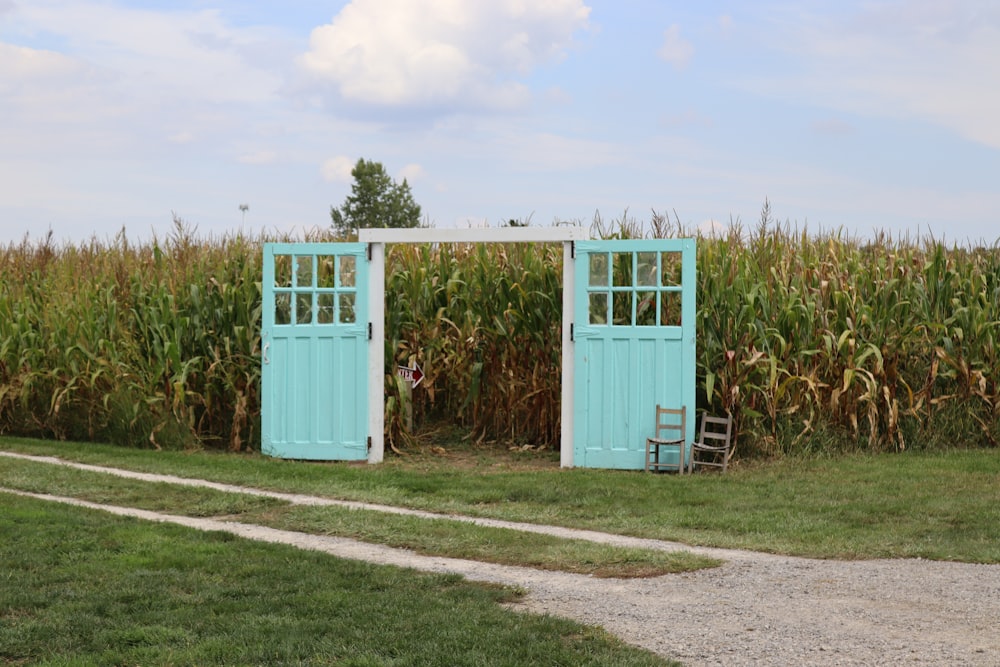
(2, 0, 998, 245)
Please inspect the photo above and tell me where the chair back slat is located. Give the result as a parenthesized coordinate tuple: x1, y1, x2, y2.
(655, 406, 685, 440)
(690, 412, 734, 473)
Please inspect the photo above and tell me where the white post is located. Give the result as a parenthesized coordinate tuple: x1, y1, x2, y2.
(367, 241, 385, 463)
(561, 240, 575, 467)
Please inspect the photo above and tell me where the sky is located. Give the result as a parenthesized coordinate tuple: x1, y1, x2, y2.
(2, 0, 999, 246)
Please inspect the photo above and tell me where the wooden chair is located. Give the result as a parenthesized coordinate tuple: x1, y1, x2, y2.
(645, 405, 686, 473)
(688, 412, 734, 472)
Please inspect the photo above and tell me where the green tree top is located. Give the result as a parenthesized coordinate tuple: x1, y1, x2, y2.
(331, 158, 422, 235)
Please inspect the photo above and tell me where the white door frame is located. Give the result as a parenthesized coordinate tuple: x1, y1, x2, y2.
(359, 226, 589, 466)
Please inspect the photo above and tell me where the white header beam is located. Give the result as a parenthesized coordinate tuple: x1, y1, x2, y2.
(359, 226, 588, 244)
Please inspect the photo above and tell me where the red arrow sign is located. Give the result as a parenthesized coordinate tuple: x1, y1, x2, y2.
(396, 362, 424, 388)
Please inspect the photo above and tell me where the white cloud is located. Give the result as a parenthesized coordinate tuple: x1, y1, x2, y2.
(659, 108, 713, 129)
(543, 86, 573, 106)
(718, 14, 734, 37)
(0, 42, 110, 126)
(494, 131, 624, 171)
(168, 131, 196, 144)
(398, 163, 426, 183)
(754, 2, 1000, 150)
(658, 24, 693, 70)
(321, 156, 355, 183)
(0, 1, 301, 164)
(239, 150, 278, 165)
(811, 118, 854, 136)
(0, 42, 82, 80)
(697, 218, 727, 237)
(12, 3, 284, 103)
(299, 0, 591, 111)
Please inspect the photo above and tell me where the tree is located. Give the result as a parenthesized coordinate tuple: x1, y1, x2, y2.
(330, 158, 422, 235)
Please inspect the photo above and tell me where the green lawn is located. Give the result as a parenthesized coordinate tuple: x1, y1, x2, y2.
(0, 455, 719, 578)
(2, 437, 998, 562)
(0, 495, 671, 666)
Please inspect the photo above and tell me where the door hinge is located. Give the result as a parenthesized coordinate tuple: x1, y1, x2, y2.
(366, 243, 372, 261)
(367, 436, 372, 450)
(368, 322, 373, 340)
(570, 323, 574, 342)
(570, 241, 575, 259)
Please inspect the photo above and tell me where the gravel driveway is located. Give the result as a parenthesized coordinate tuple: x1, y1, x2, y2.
(4, 452, 999, 666)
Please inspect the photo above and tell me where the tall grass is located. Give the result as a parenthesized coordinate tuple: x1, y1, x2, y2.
(0, 219, 261, 450)
(384, 241, 563, 449)
(1, 209, 997, 456)
(696, 203, 1000, 457)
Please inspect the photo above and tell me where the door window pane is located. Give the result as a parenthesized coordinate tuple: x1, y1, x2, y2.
(589, 293, 608, 324)
(295, 255, 313, 287)
(274, 255, 292, 288)
(636, 291, 657, 326)
(340, 256, 356, 287)
(661, 252, 682, 287)
(339, 293, 356, 323)
(613, 291, 633, 325)
(612, 252, 633, 287)
(317, 293, 335, 324)
(636, 252, 658, 287)
(295, 292, 313, 324)
(660, 291, 682, 326)
(317, 256, 336, 288)
(589, 253, 608, 286)
(274, 292, 291, 325)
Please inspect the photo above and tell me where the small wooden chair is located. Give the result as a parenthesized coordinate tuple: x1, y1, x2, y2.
(645, 405, 686, 473)
(688, 412, 734, 472)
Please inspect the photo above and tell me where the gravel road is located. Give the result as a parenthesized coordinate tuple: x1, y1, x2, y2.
(3, 452, 998, 666)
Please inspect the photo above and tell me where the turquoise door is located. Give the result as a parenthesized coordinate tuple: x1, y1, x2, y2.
(573, 239, 696, 469)
(261, 243, 369, 460)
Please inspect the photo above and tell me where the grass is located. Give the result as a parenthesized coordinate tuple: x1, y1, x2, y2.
(0, 456, 719, 578)
(0, 495, 672, 666)
(240, 505, 710, 578)
(2, 436, 999, 562)
(0, 455, 285, 517)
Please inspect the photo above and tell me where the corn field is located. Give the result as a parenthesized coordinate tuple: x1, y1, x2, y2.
(384, 240, 563, 450)
(0, 222, 260, 450)
(698, 216, 1000, 456)
(1, 212, 998, 457)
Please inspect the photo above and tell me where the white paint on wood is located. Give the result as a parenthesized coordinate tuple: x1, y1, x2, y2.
(561, 240, 575, 468)
(360, 226, 587, 244)
(367, 241, 385, 464)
